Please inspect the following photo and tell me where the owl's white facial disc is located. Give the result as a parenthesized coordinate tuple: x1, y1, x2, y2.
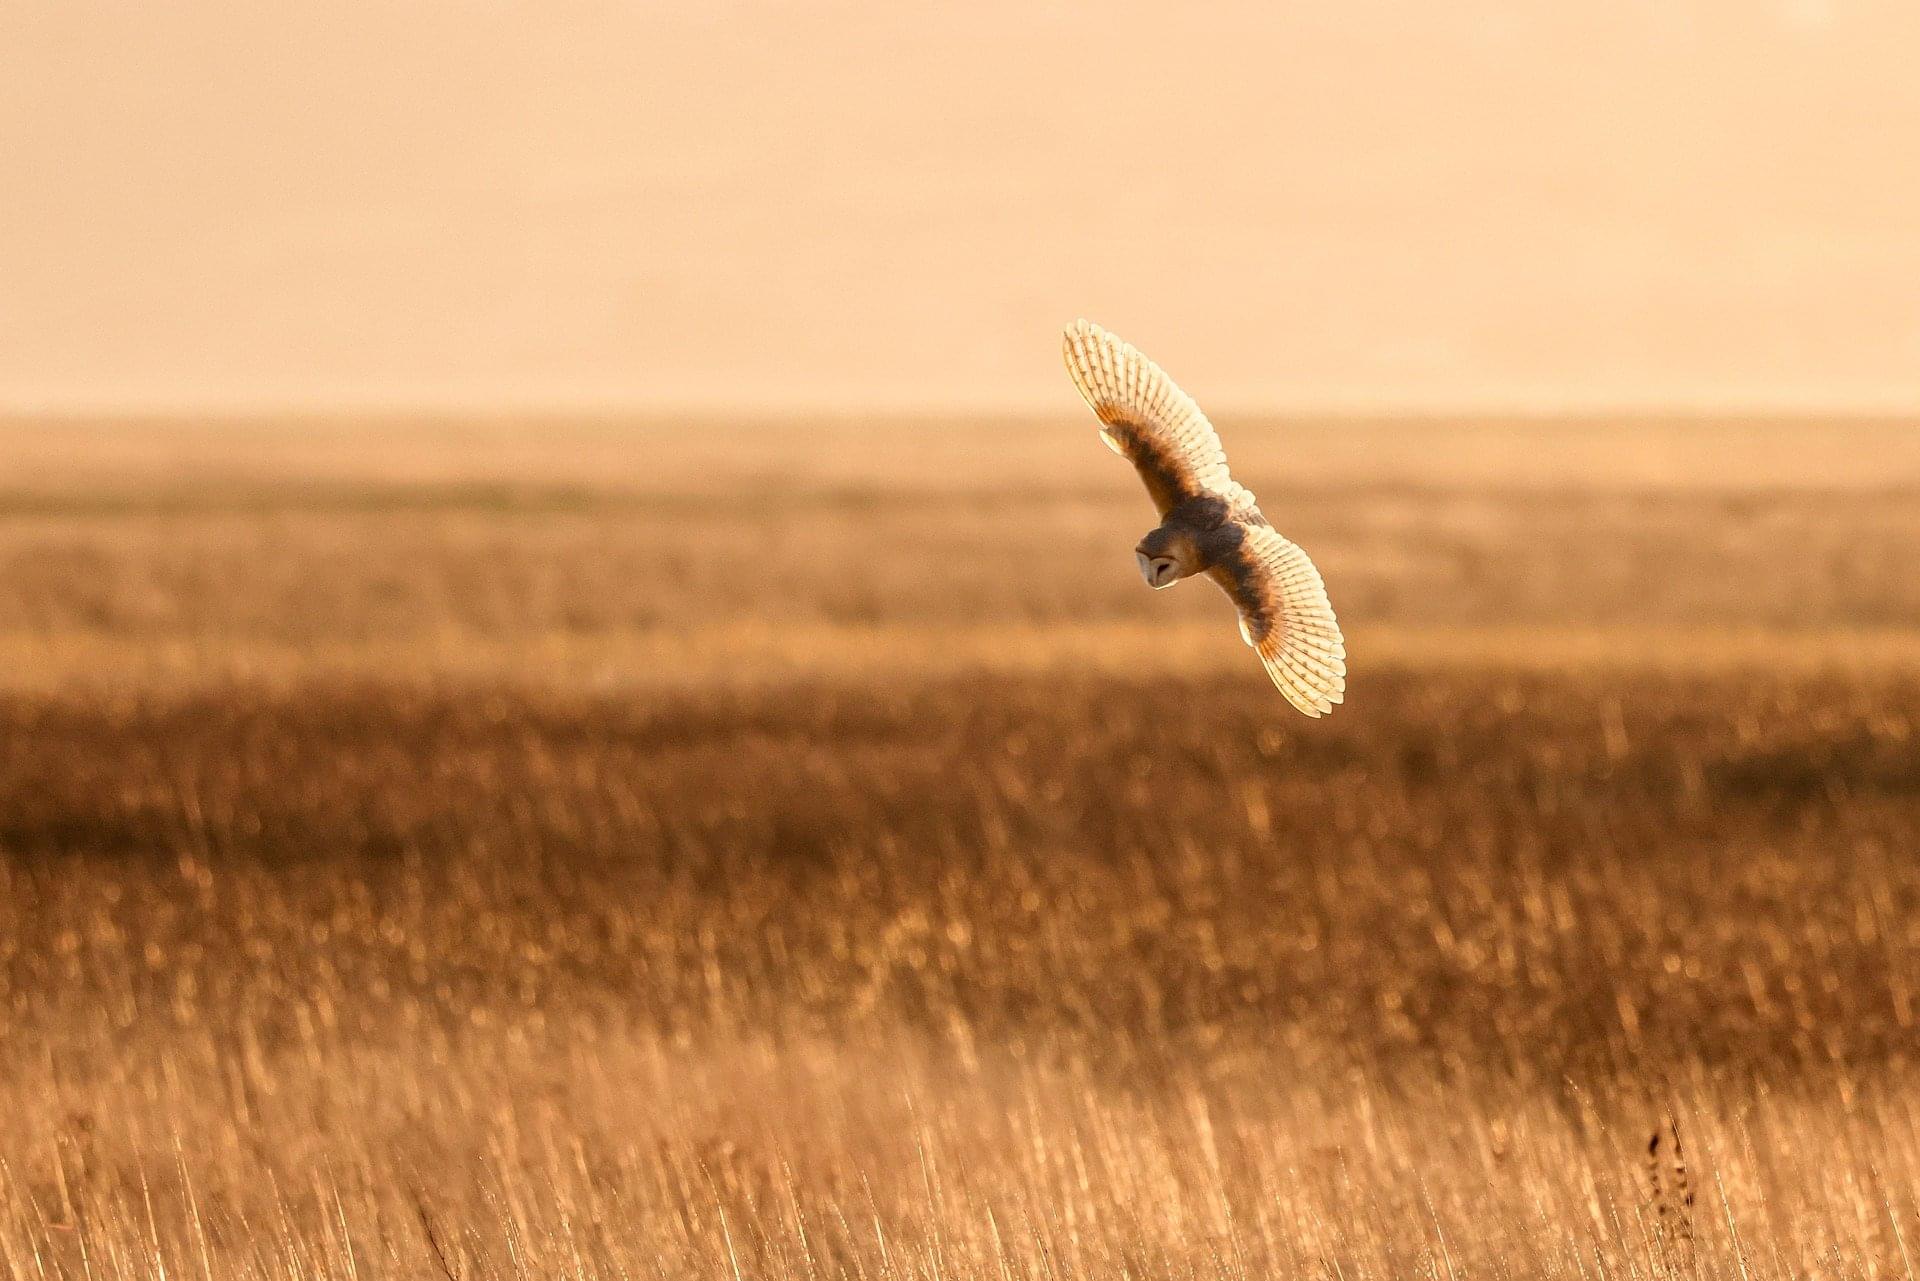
(1137, 552, 1180, 589)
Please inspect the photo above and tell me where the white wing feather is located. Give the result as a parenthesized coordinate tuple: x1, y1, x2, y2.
(1211, 524, 1347, 717)
(1061, 319, 1255, 514)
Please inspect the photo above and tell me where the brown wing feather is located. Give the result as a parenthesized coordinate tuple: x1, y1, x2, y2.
(1062, 319, 1253, 516)
(1207, 524, 1346, 717)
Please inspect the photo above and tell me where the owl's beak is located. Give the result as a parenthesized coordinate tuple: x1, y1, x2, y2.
(1136, 552, 1179, 589)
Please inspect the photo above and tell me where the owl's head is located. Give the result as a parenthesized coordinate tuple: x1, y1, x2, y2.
(1135, 528, 1198, 590)
(1136, 551, 1180, 589)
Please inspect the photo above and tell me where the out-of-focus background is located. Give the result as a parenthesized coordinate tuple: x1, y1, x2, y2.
(8, 1, 1920, 413)
(5, 5, 1920, 1279)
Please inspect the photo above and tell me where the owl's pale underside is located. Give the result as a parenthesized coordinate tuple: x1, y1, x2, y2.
(1062, 319, 1346, 717)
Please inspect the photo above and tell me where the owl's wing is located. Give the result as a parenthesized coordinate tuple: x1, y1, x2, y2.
(1207, 523, 1346, 717)
(1062, 319, 1253, 515)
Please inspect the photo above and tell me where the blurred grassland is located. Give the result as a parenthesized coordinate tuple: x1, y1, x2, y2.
(4, 416, 1920, 688)
(2, 416, 1920, 1279)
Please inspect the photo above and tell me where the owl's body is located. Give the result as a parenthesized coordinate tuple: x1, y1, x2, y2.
(1135, 494, 1259, 585)
(1063, 319, 1347, 716)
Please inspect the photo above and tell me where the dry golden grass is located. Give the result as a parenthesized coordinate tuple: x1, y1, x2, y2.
(2, 416, 1919, 1279)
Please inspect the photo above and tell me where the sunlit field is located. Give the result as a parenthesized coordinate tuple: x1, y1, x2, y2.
(3, 417, 1920, 1279)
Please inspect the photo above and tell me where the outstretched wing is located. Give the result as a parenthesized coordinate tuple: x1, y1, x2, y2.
(1207, 523, 1346, 717)
(1062, 319, 1253, 515)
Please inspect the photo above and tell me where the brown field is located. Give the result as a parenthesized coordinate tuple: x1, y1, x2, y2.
(3, 417, 1920, 1279)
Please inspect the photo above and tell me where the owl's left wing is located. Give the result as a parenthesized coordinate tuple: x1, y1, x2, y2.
(1207, 523, 1346, 717)
(1062, 319, 1254, 516)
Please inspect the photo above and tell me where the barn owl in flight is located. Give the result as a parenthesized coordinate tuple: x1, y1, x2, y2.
(1062, 319, 1346, 716)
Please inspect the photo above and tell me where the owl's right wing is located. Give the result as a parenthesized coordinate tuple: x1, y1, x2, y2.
(1207, 523, 1346, 717)
(1062, 319, 1253, 516)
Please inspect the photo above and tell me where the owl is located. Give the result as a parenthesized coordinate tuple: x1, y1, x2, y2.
(1062, 319, 1346, 717)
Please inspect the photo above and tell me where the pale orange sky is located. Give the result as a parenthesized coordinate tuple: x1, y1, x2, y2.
(4, 1, 1920, 414)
